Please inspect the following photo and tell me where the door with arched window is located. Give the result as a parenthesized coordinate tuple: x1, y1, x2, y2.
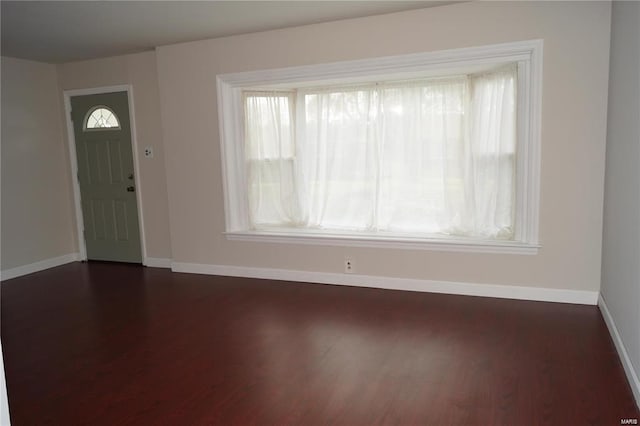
(70, 91, 142, 263)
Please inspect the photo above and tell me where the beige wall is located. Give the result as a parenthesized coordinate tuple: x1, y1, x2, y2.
(57, 51, 172, 260)
(156, 2, 612, 291)
(601, 1, 640, 391)
(1, 57, 77, 270)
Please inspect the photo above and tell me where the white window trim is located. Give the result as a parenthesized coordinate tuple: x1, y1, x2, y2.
(217, 40, 543, 255)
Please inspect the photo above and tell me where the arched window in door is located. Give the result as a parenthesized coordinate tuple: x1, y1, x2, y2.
(84, 106, 120, 130)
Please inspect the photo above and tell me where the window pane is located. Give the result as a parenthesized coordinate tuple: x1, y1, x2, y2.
(468, 67, 517, 238)
(86, 107, 120, 129)
(299, 89, 379, 230)
(378, 78, 468, 234)
(245, 94, 293, 160)
(244, 93, 298, 226)
(247, 159, 297, 226)
(242, 66, 518, 240)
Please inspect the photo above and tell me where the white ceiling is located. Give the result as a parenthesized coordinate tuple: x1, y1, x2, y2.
(1, 1, 457, 64)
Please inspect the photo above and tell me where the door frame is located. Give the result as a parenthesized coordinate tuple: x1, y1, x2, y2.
(63, 85, 148, 264)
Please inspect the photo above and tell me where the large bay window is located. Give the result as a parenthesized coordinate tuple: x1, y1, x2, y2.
(218, 41, 542, 254)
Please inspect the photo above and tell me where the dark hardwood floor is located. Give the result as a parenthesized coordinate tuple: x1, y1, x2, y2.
(1, 262, 638, 425)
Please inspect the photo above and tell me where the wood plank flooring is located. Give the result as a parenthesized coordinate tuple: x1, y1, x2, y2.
(1, 262, 638, 425)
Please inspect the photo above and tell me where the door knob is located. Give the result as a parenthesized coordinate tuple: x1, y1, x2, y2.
(127, 186, 135, 192)
(128, 173, 134, 180)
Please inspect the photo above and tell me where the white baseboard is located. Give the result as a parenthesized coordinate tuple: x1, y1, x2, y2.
(0, 253, 81, 282)
(144, 257, 172, 268)
(598, 294, 640, 408)
(171, 262, 599, 305)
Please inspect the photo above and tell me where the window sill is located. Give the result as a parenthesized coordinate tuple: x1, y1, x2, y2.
(225, 230, 540, 255)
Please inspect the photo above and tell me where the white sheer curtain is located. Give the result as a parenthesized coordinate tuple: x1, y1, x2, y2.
(244, 92, 299, 226)
(376, 78, 468, 234)
(244, 66, 517, 239)
(467, 67, 517, 239)
(298, 87, 381, 230)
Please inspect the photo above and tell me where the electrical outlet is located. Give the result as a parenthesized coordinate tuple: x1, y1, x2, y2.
(345, 259, 354, 274)
(144, 146, 154, 158)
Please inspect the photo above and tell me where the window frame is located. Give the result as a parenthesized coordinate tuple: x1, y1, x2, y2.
(217, 40, 543, 254)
